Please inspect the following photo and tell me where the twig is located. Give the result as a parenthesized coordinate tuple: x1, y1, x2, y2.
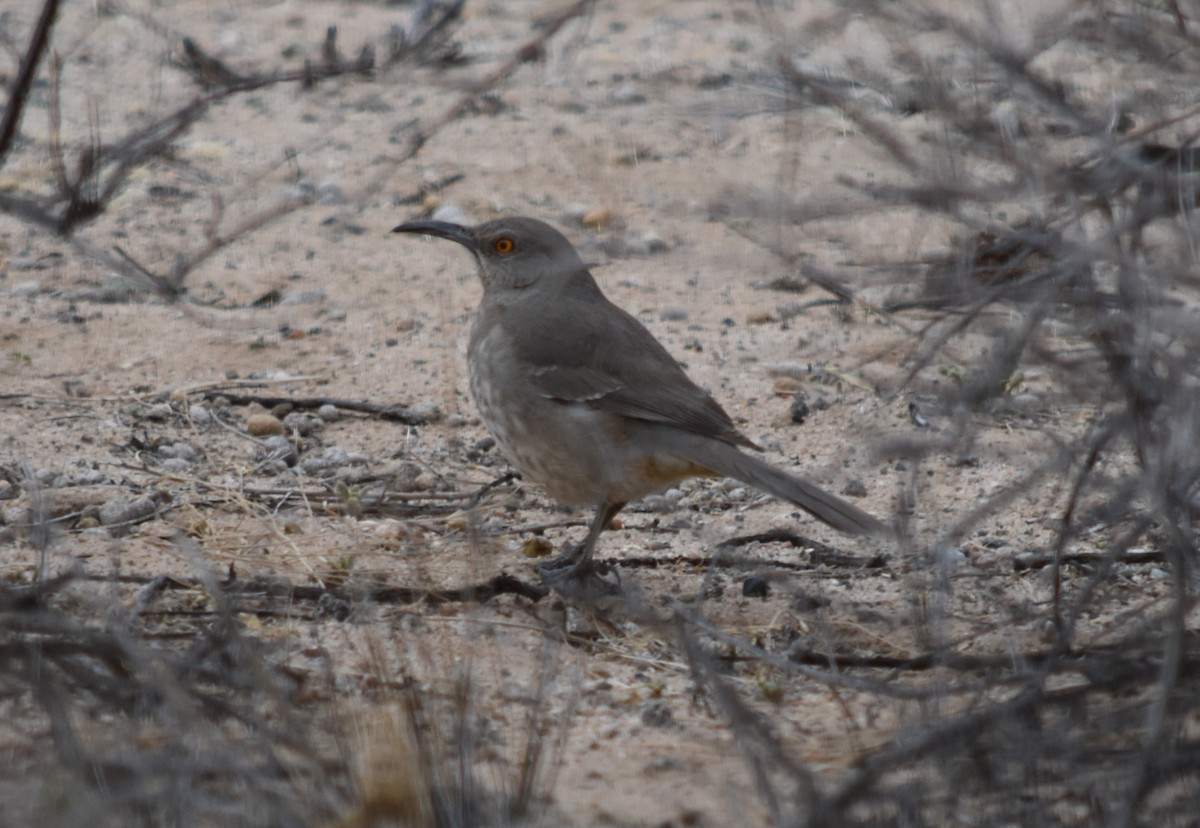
(0, 0, 60, 166)
(196, 390, 435, 425)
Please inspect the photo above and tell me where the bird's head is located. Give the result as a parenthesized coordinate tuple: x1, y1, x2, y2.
(393, 216, 587, 292)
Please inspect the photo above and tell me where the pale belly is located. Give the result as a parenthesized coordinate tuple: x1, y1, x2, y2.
(468, 328, 706, 506)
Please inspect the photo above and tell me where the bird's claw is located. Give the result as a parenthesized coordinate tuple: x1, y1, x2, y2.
(537, 553, 620, 598)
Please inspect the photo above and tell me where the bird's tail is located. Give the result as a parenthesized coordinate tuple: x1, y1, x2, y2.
(683, 439, 889, 538)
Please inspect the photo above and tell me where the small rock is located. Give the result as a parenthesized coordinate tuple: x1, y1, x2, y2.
(640, 231, 669, 254)
(644, 756, 682, 773)
(316, 404, 341, 421)
(768, 362, 808, 379)
(246, 413, 285, 436)
(298, 446, 355, 476)
(74, 469, 106, 486)
(791, 589, 829, 611)
(939, 547, 967, 569)
(99, 496, 159, 530)
(317, 181, 345, 205)
(742, 576, 769, 598)
(10, 280, 42, 298)
(581, 207, 617, 228)
(409, 402, 444, 423)
(773, 376, 803, 396)
(164, 442, 197, 462)
(430, 203, 471, 226)
(746, 309, 776, 325)
(640, 700, 673, 727)
(754, 434, 783, 453)
(279, 290, 327, 306)
(324, 307, 347, 322)
(642, 488, 684, 512)
(159, 458, 191, 474)
(702, 574, 726, 599)
(789, 393, 810, 424)
(659, 306, 688, 322)
(260, 435, 299, 466)
(521, 537, 554, 558)
(410, 470, 439, 489)
(188, 404, 214, 426)
(283, 411, 324, 436)
(842, 479, 868, 498)
(611, 83, 646, 105)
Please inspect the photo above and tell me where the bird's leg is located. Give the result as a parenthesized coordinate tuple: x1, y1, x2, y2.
(540, 500, 625, 579)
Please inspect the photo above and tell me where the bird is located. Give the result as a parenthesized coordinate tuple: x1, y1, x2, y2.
(393, 216, 888, 581)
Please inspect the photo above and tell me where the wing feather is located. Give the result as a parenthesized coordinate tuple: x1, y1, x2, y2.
(510, 271, 757, 450)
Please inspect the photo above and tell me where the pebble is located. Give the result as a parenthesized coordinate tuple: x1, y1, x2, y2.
(188, 404, 214, 426)
(581, 207, 617, 228)
(159, 458, 191, 474)
(317, 181, 345, 205)
(789, 394, 810, 424)
(639, 231, 669, 254)
(773, 376, 803, 396)
(659, 306, 688, 322)
(791, 589, 828, 611)
(279, 290, 327, 306)
(260, 435, 298, 466)
(755, 434, 783, 452)
(412, 471, 438, 491)
(74, 469, 106, 486)
(841, 479, 868, 498)
(316, 404, 341, 421)
(939, 547, 967, 569)
(298, 446, 366, 476)
(640, 700, 673, 727)
(521, 537, 554, 558)
(742, 576, 769, 598)
(611, 83, 646, 105)
(283, 411, 324, 436)
(10, 280, 42, 298)
(246, 413, 285, 436)
(158, 442, 196, 462)
(324, 307, 348, 322)
(98, 496, 159, 529)
(642, 488, 684, 512)
(409, 402, 444, 423)
(768, 362, 808, 379)
(430, 203, 471, 226)
(622, 232, 670, 257)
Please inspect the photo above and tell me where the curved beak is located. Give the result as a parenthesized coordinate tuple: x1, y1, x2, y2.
(391, 220, 478, 252)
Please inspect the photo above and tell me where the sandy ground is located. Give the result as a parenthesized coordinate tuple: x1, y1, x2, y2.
(0, 1, 1188, 825)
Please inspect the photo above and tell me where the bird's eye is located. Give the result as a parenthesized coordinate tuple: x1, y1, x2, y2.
(494, 237, 514, 254)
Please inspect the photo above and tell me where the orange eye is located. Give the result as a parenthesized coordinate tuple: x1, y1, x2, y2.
(494, 237, 514, 254)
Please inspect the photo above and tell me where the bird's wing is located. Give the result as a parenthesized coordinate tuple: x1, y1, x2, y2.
(511, 275, 758, 449)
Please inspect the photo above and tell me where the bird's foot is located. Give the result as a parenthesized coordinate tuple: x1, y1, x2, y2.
(537, 551, 620, 599)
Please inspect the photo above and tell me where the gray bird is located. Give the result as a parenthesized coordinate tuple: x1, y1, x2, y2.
(393, 216, 887, 580)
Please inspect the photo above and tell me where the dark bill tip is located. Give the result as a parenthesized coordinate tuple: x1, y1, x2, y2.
(391, 220, 476, 250)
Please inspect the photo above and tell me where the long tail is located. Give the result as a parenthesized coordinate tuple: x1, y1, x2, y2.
(684, 439, 889, 537)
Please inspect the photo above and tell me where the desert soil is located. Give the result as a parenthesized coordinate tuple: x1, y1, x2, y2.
(0, 1, 1181, 826)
